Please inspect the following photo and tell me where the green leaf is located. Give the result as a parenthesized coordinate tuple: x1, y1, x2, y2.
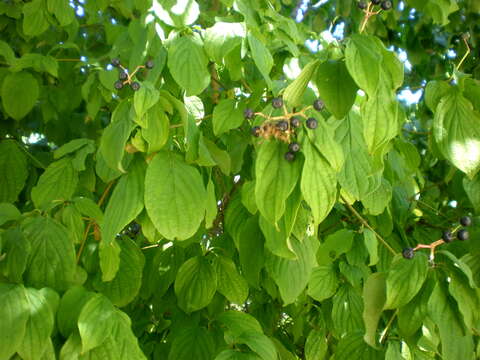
(247, 34, 274, 88)
(236, 332, 278, 360)
(1, 227, 30, 282)
(363, 272, 387, 347)
(0, 140, 28, 203)
(335, 332, 383, 360)
(265, 236, 318, 305)
(217, 310, 263, 340)
(213, 99, 245, 135)
(57, 286, 95, 338)
(428, 282, 474, 360)
(425, 0, 459, 25)
(361, 179, 392, 216)
(22, 217, 76, 291)
(239, 217, 265, 287)
(141, 102, 170, 153)
(174, 256, 217, 313)
(78, 294, 117, 353)
(283, 60, 319, 107)
(433, 91, 480, 178)
(204, 22, 244, 63)
(205, 177, 217, 228)
(73, 196, 104, 224)
(317, 229, 355, 265)
(215, 350, 262, 360)
(94, 238, 145, 307)
(0, 283, 29, 360)
(214, 255, 249, 304)
(99, 100, 136, 173)
(425, 80, 452, 111)
(255, 140, 301, 225)
(448, 271, 480, 331)
(0, 40, 16, 64)
(47, 0, 75, 26)
(168, 34, 210, 96)
(23, 0, 49, 36)
(301, 136, 337, 225)
(31, 158, 78, 209)
(0, 202, 21, 225)
(145, 151, 206, 240)
(168, 326, 215, 360)
(154, 0, 200, 27)
(384, 253, 428, 310)
(18, 287, 58, 360)
(307, 265, 338, 302)
(61, 204, 84, 244)
(1, 71, 39, 120)
(335, 110, 380, 200)
(463, 176, 480, 213)
(345, 34, 382, 96)
(134, 81, 160, 123)
(100, 159, 145, 281)
(315, 60, 358, 119)
(332, 285, 364, 337)
(363, 229, 378, 266)
(305, 329, 328, 360)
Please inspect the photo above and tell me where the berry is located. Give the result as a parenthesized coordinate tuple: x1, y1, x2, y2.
(457, 229, 469, 241)
(111, 58, 121, 67)
(114, 80, 124, 90)
(371, 0, 381, 4)
(131, 81, 141, 91)
(276, 120, 289, 131)
(402, 247, 415, 260)
(289, 142, 300, 152)
(313, 99, 325, 111)
(460, 216, 472, 227)
(290, 116, 301, 128)
(145, 60, 154, 69)
(442, 230, 453, 243)
(119, 71, 128, 80)
(358, 1, 368, 10)
(244, 108, 255, 120)
(272, 97, 283, 109)
(251, 126, 261, 137)
(380, 0, 392, 10)
(306, 117, 318, 129)
(284, 151, 296, 162)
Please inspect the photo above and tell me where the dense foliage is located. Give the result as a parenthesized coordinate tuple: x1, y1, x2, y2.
(1, 0, 480, 359)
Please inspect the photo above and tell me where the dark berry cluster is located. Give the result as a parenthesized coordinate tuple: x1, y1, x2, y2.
(111, 58, 154, 92)
(402, 216, 473, 260)
(246, 98, 324, 162)
(358, 0, 392, 10)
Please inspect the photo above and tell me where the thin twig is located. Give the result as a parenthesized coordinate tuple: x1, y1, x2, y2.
(76, 181, 115, 263)
(341, 195, 397, 255)
(379, 310, 398, 344)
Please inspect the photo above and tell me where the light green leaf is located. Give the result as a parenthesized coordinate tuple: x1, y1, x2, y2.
(239, 217, 265, 287)
(397, 279, 433, 337)
(215, 350, 262, 360)
(0, 202, 21, 225)
(205, 178, 217, 228)
(384, 253, 428, 310)
(307, 116, 344, 172)
(247, 34, 273, 88)
(168, 34, 210, 96)
(54, 139, 93, 159)
(18, 287, 58, 360)
(0, 140, 28, 203)
(463, 176, 480, 213)
(94, 238, 145, 307)
(204, 22, 244, 63)
(145, 151, 206, 240)
(31, 158, 78, 209)
(0, 40, 16, 64)
(307, 265, 338, 302)
(57, 286, 95, 338)
(174, 256, 217, 313)
(168, 326, 215, 360)
(255, 140, 301, 225)
(1, 227, 31, 282)
(0, 283, 29, 360)
(99, 100, 136, 173)
(73, 196, 104, 224)
(315, 60, 358, 119)
(236, 332, 278, 360)
(345, 34, 382, 96)
(61, 204, 84, 244)
(22, 217, 76, 291)
(265, 236, 318, 305)
(317, 229, 355, 265)
(363, 272, 387, 347)
(47, 0, 75, 26)
(217, 310, 263, 340)
(428, 283, 474, 360)
(1, 71, 39, 120)
(305, 329, 328, 360)
(23, 0, 48, 36)
(335, 332, 383, 360)
(448, 271, 480, 331)
(361, 179, 392, 216)
(213, 99, 245, 135)
(78, 294, 117, 353)
(134, 81, 160, 123)
(283, 60, 319, 107)
(425, 0, 459, 25)
(363, 229, 378, 266)
(214, 255, 249, 304)
(332, 285, 364, 337)
(153, 0, 200, 27)
(141, 103, 170, 153)
(425, 80, 452, 111)
(433, 91, 480, 178)
(301, 136, 337, 225)
(100, 159, 145, 281)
